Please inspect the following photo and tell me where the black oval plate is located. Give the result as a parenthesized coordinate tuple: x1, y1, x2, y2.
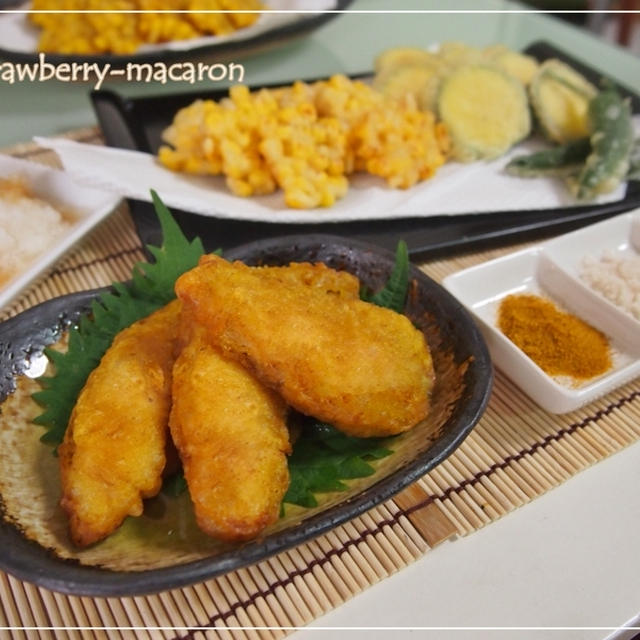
(0, 234, 492, 596)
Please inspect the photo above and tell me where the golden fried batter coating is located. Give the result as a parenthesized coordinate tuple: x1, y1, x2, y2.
(169, 314, 290, 542)
(176, 256, 434, 438)
(59, 300, 181, 547)
(168, 260, 356, 541)
(199, 254, 360, 298)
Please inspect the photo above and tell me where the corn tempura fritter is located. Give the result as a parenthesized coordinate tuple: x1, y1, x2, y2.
(30, 0, 264, 56)
(59, 300, 181, 547)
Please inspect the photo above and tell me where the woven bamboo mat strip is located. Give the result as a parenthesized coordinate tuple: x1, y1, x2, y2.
(1, 135, 639, 638)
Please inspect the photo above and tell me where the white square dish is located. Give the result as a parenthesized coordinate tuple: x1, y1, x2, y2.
(0, 154, 121, 310)
(443, 232, 640, 414)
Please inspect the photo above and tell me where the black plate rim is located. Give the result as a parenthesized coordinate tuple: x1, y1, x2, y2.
(0, 233, 492, 597)
(0, 0, 354, 66)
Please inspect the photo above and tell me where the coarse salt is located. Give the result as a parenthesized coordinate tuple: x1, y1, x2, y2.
(0, 178, 74, 286)
(580, 249, 640, 321)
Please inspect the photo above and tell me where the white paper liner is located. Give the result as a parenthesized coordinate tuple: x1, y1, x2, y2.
(35, 133, 635, 225)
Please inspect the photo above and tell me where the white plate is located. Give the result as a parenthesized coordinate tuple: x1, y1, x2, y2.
(0, 0, 338, 58)
(0, 154, 121, 309)
(442, 211, 640, 414)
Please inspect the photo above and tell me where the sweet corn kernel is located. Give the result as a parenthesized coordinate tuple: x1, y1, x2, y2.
(29, 0, 263, 55)
(158, 75, 450, 209)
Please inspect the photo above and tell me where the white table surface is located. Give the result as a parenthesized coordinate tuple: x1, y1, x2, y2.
(291, 438, 640, 639)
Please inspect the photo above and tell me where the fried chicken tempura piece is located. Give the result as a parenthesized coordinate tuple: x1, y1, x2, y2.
(59, 300, 181, 547)
(176, 256, 435, 438)
(170, 314, 290, 541)
(199, 254, 360, 298)
(168, 260, 355, 541)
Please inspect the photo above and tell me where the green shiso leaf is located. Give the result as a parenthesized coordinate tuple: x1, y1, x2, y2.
(162, 472, 188, 498)
(283, 421, 393, 509)
(130, 190, 205, 304)
(32, 190, 204, 445)
(361, 240, 410, 312)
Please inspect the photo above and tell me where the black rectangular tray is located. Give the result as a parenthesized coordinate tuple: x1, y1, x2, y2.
(91, 40, 640, 258)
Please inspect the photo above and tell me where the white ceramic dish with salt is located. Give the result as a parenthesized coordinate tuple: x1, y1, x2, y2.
(0, 154, 121, 310)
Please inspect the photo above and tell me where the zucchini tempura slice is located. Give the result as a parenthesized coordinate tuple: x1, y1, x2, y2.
(438, 65, 531, 161)
(59, 300, 181, 547)
(176, 255, 435, 438)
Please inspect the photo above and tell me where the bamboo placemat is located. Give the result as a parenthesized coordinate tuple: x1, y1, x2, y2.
(1, 133, 639, 638)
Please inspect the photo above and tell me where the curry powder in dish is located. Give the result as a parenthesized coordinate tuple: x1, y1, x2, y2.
(497, 293, 612, 381)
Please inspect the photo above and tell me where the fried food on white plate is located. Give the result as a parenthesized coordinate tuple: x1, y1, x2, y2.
(176, 255, 435, 438)
(59, 300, 181, 547)
(170, 311, 290, 542)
